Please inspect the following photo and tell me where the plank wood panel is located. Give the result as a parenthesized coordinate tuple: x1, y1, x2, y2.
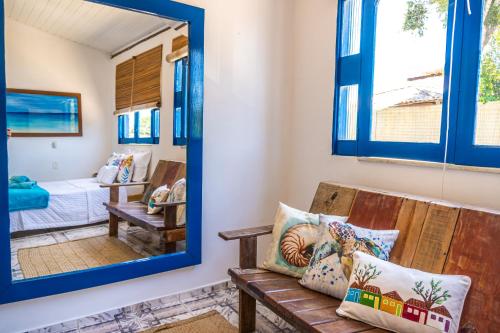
(390, 199, 429, 266)
(279, 297, 341, 313)
(443, 209, 500, 332)
(218, 225, 273, 240)
(294, 306, 342, 326)
(309, 183, 357, 216)
(411, 204, 460, 273)
(248, 279, 302, 294)
(313, 318, 373, 333)
(348, 191, 403, 230)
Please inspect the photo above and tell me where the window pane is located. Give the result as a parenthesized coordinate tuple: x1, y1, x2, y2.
(337, 84, 358, 140)
(175, 60, 183, 92)
(125, 113, 135, 139)
(371, 0, 447, 143)
(474, 6, 499, 146)
(340, 0, 362, 57)
(138, 109, 152, 138)
(174, 108, 182, 138)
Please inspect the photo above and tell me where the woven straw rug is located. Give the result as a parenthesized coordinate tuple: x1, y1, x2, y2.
(140, 310, 237, 333)
(18, 235, 144, 278)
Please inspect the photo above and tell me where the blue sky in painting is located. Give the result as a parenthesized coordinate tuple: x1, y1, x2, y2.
(6, 92, 78, 114)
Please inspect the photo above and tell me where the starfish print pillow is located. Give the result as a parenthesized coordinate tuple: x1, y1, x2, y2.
(299, 214, 399, 299)
(337, 251, 471, 333)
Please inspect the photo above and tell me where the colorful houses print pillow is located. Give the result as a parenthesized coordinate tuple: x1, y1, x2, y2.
(337, 251, 471, 333)
(262, 203, 348, 278)
(299, 215, 399, 299)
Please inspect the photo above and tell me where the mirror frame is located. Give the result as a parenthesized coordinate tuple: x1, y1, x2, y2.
(0, 0, 204, 304)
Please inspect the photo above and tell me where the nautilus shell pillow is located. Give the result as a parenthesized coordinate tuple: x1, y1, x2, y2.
(262, 203, 348, 278)
(299, 215, 399, 299)
(337, 252, 471, 333)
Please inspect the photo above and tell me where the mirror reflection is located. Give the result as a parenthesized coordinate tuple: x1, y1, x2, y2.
(6, 0, 189, 280)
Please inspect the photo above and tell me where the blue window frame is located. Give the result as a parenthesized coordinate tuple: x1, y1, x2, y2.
(333, 0, 500, 168)
(118, 108, 160, 144)
(173, 57, 188, 146)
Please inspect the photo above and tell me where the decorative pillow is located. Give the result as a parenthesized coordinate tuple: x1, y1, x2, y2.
(337, 251, 471, 333)
(262, 203, 348, 278)
(106, 152, 124, 167)
(131, 151, 152, 182)
(147, 185, 170, 214)
(117, 155, 134, 184)
(96, 165, 119, 184)
(166, 178, 186, 226)
(299, 215, 399, 299)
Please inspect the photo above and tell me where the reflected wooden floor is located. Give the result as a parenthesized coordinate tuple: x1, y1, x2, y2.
(11, 222, 185, 280)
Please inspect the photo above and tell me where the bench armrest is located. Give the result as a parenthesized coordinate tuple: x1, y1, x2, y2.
(218, 225, 273, 241)
(218, 225, 273, 269)
(100, 182, 150, 188)
(154, 201, 186, 208)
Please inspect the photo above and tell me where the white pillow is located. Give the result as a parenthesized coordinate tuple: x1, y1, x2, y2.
(131, 151, 152, 182)
(96, 166, 119, 184)
(337, 251, 471, 333)
(167, 178, 186, 227)
(106, 152, 125, 167)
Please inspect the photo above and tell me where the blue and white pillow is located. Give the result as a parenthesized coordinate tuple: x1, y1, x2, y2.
(299, 214, 399, 299)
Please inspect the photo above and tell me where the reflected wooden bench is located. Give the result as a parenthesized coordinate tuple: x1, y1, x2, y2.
(219, 182, 499, 333)
(102, 160, 186, 253)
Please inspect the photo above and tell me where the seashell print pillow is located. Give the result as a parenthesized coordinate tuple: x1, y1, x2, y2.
(299, 214, 399, 299)
(262, 203, 348, 278)
(336, 252, 471, 333)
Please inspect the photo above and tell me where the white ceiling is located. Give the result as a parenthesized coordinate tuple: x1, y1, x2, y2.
(5, 0, 182, 55)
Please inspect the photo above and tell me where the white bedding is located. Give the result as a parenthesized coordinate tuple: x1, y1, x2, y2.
(9, 178, 128, 233)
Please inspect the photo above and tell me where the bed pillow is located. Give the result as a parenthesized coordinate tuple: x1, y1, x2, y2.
(262, 203, 348, 278)
(131, 151, 152, 182)
(299, 215, 399, 299)
(337, 251, 471, 333)
(106, 152, 125, 167)
(167, 178, 186, 227)
(117, 155, 134, 184)
(96, 165, 119, 184)
(147, 185, 170, 214)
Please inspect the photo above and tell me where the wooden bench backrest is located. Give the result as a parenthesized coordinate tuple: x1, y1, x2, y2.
(309, 182, 500, 332)
(141, 160, 186, 204)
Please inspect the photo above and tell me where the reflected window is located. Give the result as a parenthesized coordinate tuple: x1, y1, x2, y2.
(118, 108, 160, 144)
(173, 57, 188, 146)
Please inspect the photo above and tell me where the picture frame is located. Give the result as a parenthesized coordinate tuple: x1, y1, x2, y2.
(6, 89, 83, 137)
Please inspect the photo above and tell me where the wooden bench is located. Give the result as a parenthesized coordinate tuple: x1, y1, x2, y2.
(102, 160, 186, 253)
(219, 182, 499, 333)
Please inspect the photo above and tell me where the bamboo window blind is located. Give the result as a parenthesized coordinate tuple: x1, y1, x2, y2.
(115, 45, 163, 115)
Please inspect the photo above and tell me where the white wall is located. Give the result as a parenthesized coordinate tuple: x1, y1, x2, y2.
(5, 19, 113, 181)
(110, 26, 188, 171)
(0, 1, 292, 332)
(285, 0, 500, 213)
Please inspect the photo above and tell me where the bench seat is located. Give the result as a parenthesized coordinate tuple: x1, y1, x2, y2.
(220, 182, 500, 332)
(229, 268, 386, 333)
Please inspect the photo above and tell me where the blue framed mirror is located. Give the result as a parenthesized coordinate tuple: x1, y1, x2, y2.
(0, 0, 204, 304)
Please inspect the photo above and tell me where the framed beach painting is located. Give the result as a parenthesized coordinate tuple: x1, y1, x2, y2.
(6, 89, 82, 137)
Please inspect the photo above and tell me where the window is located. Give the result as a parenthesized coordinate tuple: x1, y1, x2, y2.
(408, 308, 413, 314)
(118, 108, 160, 144)
(383, 299, 388, 305)
(431, 314, 436, 320)
(369, 295, 374, 300)
(173, 57, 188, 146)
(333, 0, 500, 168)
(390, 301, 395, 306)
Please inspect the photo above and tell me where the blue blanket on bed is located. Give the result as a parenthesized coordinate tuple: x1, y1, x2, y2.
(8, 176, 49, 212)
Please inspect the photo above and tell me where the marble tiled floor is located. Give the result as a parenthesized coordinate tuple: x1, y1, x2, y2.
(11, 222, 184, 280)
(27, 281, 295, 333)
